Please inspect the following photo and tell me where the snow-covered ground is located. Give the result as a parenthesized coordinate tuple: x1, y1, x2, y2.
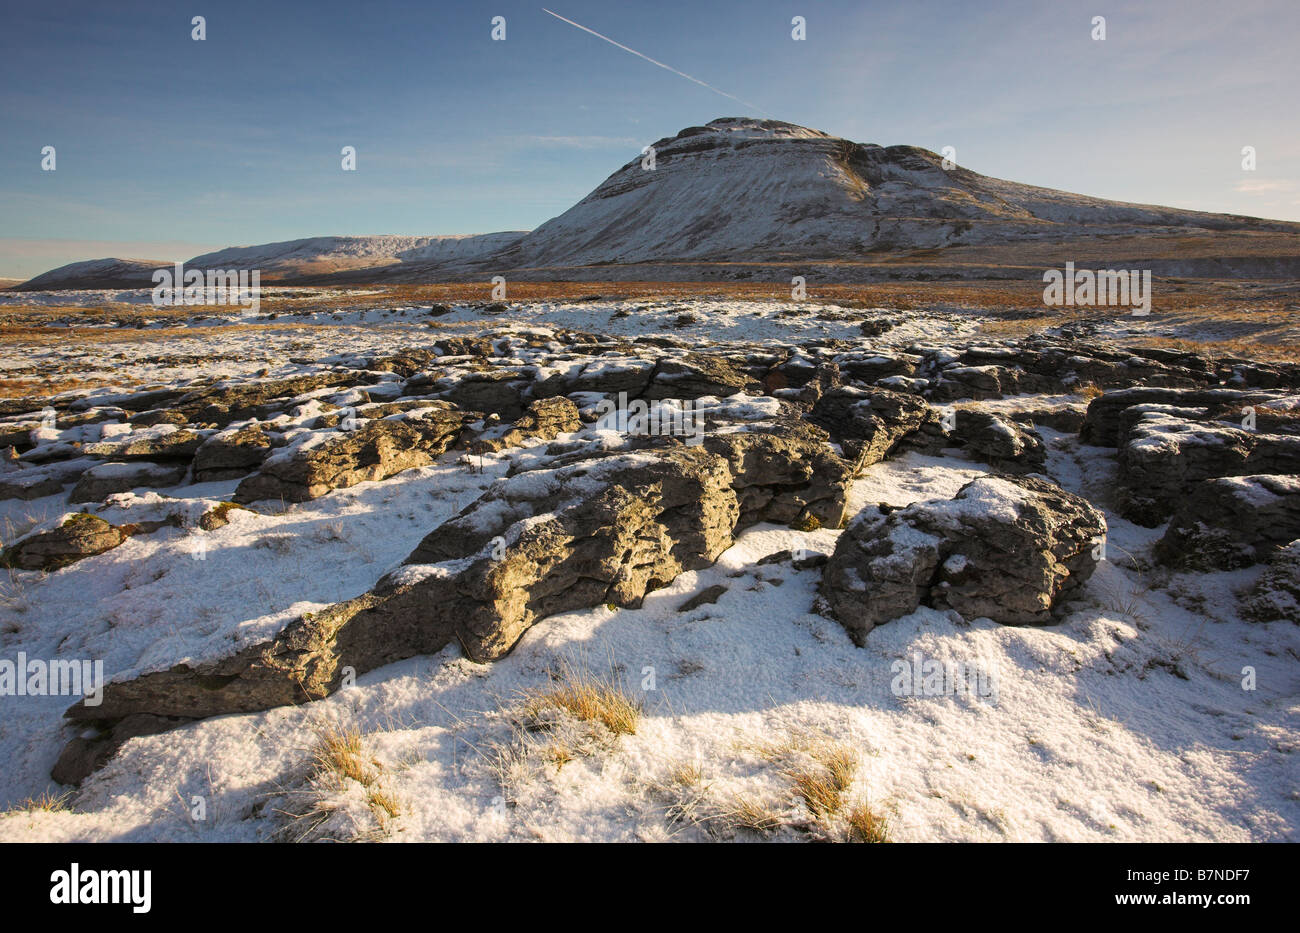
(0, 302, 1295, 843)
(0, 285, 386, 308)
(0, 297, 980, 389)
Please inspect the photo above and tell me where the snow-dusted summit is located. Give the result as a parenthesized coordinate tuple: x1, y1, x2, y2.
(484, 117, 1292, 268)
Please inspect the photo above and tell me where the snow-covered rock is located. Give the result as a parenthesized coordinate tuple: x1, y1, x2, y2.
(821, 475, 1105, 641)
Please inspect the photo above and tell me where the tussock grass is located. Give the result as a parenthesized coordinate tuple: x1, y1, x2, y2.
(366, 786, 401, 821)
(477, 658, 644, 819)
(667, 760, 703, 788)
(787, 744, 858, 818)
(718, 794, 784, 834)
(647, 759, 713, 829)
(7, 790, 72, 814)
(271, 720, 402, 841)
(846, 800, 891, 843)
(311, 723, 378, 788)
(647, 759, 784, 837)
(521, 668, 641, 737)
(542, 740, 575, 770)
(485, 741, 537, 806)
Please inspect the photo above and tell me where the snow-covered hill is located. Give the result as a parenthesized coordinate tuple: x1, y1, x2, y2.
(488, 117, 1294, 267)
(188, 233, 528, 279)
(13, 258, 178, 291)
(13, 234, 528, 290)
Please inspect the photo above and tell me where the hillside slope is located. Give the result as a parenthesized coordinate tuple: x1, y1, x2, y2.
(12, 234, 528, 290)
(15, 117, 1300, 289)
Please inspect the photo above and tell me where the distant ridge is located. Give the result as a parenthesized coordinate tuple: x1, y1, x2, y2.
(15, 118, 1300, 289)
(11, 233, 526, 290)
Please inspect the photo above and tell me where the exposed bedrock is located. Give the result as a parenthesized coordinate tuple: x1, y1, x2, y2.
(1242, 540, 1300, 624)
(807, 386, 932, 467)
(1, 512, 130, 571)
(1080, 387, 1287, 447)
(232, 407, 473, 503)
(1114, 408, 1300, 525)
(1155, 475, 1300, 570)
(57, 428, 859, 781)
(821, 475, 1106, 644)
(192, 424, 276, 483)
(906, 409, 1048, 474)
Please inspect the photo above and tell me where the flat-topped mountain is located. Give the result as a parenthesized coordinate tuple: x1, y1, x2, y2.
(324, 117, 1300, 283)
(486, 117, 1295, 268)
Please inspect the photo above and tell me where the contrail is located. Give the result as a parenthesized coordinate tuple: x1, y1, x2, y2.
(542, 8, 772, 117)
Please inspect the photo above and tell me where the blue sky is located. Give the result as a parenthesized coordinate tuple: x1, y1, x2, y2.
(1, 0, 1297, 278)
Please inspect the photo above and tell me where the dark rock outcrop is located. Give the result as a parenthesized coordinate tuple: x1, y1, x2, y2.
(1241, 541, 1300, 624)
(176, 372, 358, 427)
(233, 408, 471, 503)
(83, 428, 205, 462)
(69, 461, 188, 503)
(1155, 475, 1300, 570)
(1080, 387, 1281, 447)
(821, 475, 1105, 643)
(473, 397, 581, 453)
(643, 354, 756, 401)
(1116, 409, 1300, 525)
(701, 422, 852, 529)
(192, 425, 275, 482)
(1, 513, 128, 571)
(908, 409, 1047, 473)
(65, 447, 741, 733)
(807, 387, 931, 467)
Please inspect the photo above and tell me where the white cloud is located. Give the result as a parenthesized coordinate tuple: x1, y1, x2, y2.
(1234, 179, 1297, 194)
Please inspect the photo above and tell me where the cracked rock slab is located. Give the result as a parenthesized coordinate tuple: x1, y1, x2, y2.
(821, 475, 1105, 643)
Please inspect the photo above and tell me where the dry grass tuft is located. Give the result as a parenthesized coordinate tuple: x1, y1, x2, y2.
(647, 759, 714, 830)
(719, 794, 784, 834)
(522, 669, 641, 737)
(273, 720, 403, 841)
(845, 799, 892, 843)
(764, 738, 860, 825)
(668, 760, 703, 788)
(366, 786, 401, 821)
(543, 740, 575, 770)
(311, 723, 378, 787)
(7, 791, 72, 813)
(789, 748, 857, 818)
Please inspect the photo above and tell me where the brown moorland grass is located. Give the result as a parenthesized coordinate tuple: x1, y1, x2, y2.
(6, 276, 1291, 319)
(0, 376, 115, 399)
(2, 280, 1297, 366)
